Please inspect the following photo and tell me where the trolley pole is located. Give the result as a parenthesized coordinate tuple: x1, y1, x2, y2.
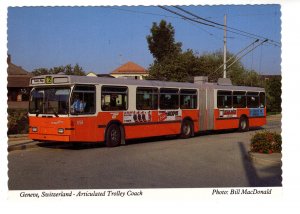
(223, 14, 227, 78)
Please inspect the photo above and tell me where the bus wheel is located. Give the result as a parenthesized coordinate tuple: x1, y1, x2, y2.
(181, 120, 193, 138)
(106, 124, 122, 147)
(239, 117, 249, 132)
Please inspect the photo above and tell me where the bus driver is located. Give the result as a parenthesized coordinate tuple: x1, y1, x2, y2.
(71, 96, 86, 113)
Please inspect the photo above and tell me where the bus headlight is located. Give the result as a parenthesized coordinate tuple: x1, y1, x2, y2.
(58, 128, 64, 134)
(32, 127, 38, 132)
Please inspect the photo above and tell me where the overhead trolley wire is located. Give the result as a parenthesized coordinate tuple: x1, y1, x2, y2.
(208, 39, 268, 78)
(158, 6, 216, 27)
(159, 6, 263, 42)
(173, 6, 281, 47)
(159, 6, 280, 47)
(209, 39, 259, 77)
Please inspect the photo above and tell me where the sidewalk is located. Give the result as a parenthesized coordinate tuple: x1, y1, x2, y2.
(248, 152, 282, 166)
(7, 134, 38, 152)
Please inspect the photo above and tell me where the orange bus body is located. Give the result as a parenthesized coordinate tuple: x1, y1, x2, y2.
(28, 75, 266, 145)
(29, 109, 200, 142)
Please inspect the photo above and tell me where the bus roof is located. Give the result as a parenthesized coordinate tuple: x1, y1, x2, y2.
(30, 74, 265, 92)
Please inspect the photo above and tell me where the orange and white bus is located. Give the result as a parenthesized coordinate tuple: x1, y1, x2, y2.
(28, 75, 266, 147)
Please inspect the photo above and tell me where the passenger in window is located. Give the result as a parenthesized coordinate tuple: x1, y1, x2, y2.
(79, 100, 86, 112)
(71, 96, 86, 113)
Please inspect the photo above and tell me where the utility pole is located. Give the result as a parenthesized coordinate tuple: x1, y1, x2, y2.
(223, 14, 227, 78)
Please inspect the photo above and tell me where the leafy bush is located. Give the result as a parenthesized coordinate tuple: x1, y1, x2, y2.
(7, 109, 29, 134)
(250, 131, 281, 153)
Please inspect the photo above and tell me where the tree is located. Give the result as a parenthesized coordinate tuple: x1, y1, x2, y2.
(31, 68, 49, 76)
(264, 76, 281, 113)
(146, 20, 262, 87)
(146, 20, 182, 62)
(31, 64, 86, 76)
(197, 51, 245, 84)
(148, 49, 200, 82)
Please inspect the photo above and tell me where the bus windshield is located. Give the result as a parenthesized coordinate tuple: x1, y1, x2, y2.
(29, 87, 71, 115)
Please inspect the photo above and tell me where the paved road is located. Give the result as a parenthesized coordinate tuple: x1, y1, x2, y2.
(8, 115, 281, 190)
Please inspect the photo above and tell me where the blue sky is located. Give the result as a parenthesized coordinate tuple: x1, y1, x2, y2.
(7, 5, 281, 74)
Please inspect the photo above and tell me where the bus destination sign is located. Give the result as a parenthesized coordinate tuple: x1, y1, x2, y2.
(31, 78, 45, 85)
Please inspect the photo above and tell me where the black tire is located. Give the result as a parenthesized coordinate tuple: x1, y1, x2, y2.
(105, 124, 122, 147)
(239, 116, 249, 132)
(181, 120, 193, 138)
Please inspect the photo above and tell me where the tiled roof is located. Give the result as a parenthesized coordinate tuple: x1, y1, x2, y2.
(111, 61, 148, 74)
(7, 60, 32, 87)
(7, 63, 32, 76)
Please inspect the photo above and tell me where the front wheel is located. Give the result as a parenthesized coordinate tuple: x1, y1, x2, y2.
(106, 124, 122, 147)
(239, 117, 249, 132)
(181, 120, 193, 138)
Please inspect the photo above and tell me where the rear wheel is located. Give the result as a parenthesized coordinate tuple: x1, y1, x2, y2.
(239, 117, 249, 132)
(181, 120, 193, 138)
(106, 124, 122, 147)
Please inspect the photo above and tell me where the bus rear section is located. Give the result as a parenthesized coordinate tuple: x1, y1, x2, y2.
(197, 78, 266, 132)
(214, 89, 266, 131)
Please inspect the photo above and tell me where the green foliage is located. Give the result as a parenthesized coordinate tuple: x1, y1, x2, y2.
(145, 18, 281, 115)
(148, 50, 202, 82)
(32, 64, 86, 76)
(250, 131, 282, 153)
(264, 77, 281, 113)
(196, 51, 263, 86)
(146, 20, 182, 63)
(7, 109, 29, 134)
(197, 51, 245, 84)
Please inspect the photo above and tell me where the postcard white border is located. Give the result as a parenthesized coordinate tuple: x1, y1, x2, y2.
(1, 0, 300, 213)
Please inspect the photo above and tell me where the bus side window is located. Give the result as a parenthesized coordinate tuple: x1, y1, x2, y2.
(233, 91, 246, 108)
(247, 92, 259, 108)
(180, 89, 197, 109)
(71, 85, 95, 114)
(259, 92, 266, 108)
(217, 90, 232, 108)
(136, 87, 158, 110)
(159, 88, 179, 110)
(101, 86, 128, 111)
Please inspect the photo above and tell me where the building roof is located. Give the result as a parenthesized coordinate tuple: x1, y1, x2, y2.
(7, 55, 32, 87)
(7, 63, 32, 76)
(111, 61, 148, 74)
(87, 72, 115, 78)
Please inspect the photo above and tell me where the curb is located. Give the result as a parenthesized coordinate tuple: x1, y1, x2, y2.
(8, 137, 30, 142)
(7, 141, 38, 152)
(8, 134, 29, 138)
(8, 134, 30, 142)
(248, 152, 282, 166)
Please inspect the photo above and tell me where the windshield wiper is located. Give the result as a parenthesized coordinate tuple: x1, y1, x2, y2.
(53, 110, 59, 117)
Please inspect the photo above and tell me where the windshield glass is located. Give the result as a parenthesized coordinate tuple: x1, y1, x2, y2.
(29, 87, 71, 115)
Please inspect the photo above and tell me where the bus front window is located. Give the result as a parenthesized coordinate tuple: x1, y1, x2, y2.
(29, 87, 71, 115)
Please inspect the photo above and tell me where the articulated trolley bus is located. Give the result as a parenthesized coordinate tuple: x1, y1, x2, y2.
(28, 75, 266, 147)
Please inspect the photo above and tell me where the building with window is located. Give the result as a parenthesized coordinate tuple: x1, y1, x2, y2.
(86, 72, 114, 78)
(110, 61, 149, 80)
(7, 55, 33, 109)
